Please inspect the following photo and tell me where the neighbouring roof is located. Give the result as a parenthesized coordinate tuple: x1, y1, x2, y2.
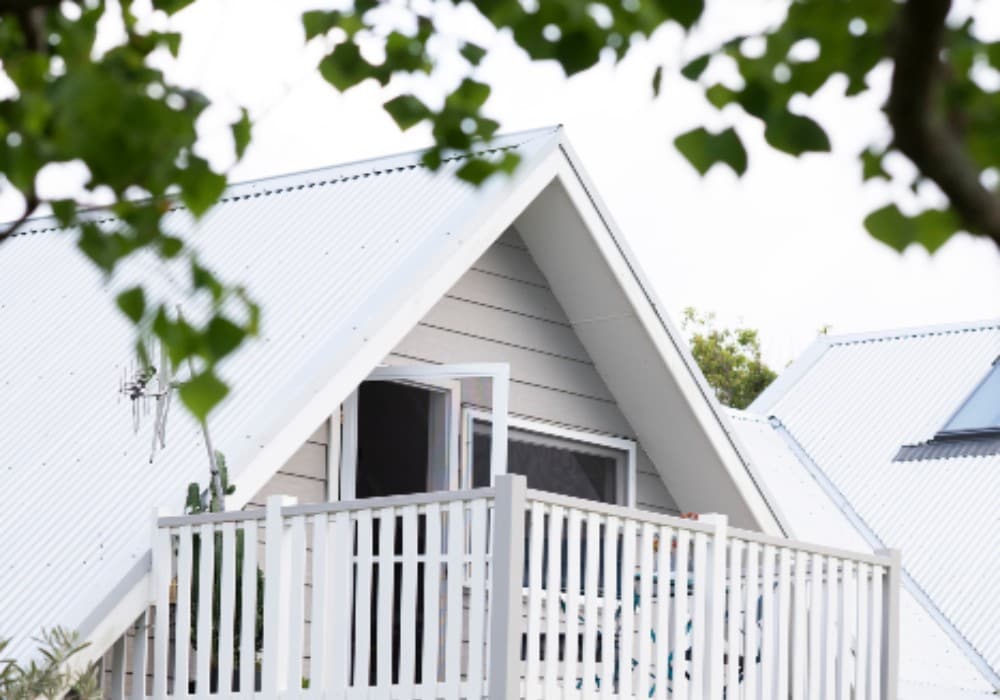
(737, 319, 1000, 695)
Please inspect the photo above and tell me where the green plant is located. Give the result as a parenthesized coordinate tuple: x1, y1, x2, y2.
(184, 453, 264, 686)
(0, 628, 100, 700)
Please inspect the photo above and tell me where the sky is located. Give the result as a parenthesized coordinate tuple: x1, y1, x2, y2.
(7, 0, 1000, 368)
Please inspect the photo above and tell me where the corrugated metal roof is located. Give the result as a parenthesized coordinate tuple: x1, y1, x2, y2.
(729, 410, 996, 697)
(744, 320, 1000, 687)
(0, 127, 560, 661)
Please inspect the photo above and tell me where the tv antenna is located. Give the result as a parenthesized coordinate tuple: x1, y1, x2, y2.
(120, 340, 174, 462)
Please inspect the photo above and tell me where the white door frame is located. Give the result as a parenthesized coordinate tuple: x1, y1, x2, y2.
(339, 363, 510, 500)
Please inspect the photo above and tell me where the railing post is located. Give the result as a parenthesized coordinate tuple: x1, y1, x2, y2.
(876, 548, 901, 700)
(262, 494, 297, 696)
(488, 474, 527, 700)
(150, 507, 171, 699)
(701, 513, 728, 700)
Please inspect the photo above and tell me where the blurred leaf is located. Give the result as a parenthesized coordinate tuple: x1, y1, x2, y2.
(116, 287, 145, 323)
(864, 204, 958, 253)
(319, 42, 377, 91)
(674, 126, 748, 176)
(383, 94, 429, 131)
(666, 0, 705, 30)
(764, 110, 830, 155)
(231, 109, 251, 160)
(681, 54, 709, 80)
(861, 147, 889, 181)
(302, 10, 342, 40)
(460, 42, 487, 66)
(177, 157, 226, 217)
(205, 317, 246, 361)
(652, 66, 663, 96)
(179, 370, 229, 421)
(151, 0, 195, 15)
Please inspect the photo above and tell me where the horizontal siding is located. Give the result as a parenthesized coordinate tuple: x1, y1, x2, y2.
(392, 229, 679, 514)
(249, 428, 328, 507)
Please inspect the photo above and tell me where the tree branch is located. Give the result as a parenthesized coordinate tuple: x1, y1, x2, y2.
(886, 0, 1000, 248)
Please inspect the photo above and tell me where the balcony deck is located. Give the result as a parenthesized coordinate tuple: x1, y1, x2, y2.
(103, 476, 899, 699)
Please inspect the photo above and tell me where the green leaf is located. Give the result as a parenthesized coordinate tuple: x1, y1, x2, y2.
(460, 42, 487, 66)
(177, 157, 226, 218)
(116, 287, 146, 323)
(231, 108, 251, 160)
(652, 66, 663, 96)
(151, 0, 195, 15)
(864, 204, 959, 253)
(446, 78, 490, 112)
(764, 110, 830, 155)
(383, 94, 430, 131)
(666, 0, 705, 30)
(319, 42, 375, 91)
(861, 147, 888, 181)
(681, 54, 709, 81)
(705, 84, 737, 109)
(674, 126, 748, 176)
(204, 316, 246, 361)
(302, 10, 342, 40)
(51, 199, 76, 226)
(179, 370, 229, 421)
(456, 158, 499, 185)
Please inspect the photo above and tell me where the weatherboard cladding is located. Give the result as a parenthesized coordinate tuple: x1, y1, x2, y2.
(728, 410, 997, 696)
(0, 128, 559, 661)
(763, 322, 1000, 678)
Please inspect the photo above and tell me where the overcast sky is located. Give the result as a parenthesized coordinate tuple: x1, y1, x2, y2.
(7, 0, 1000, 367)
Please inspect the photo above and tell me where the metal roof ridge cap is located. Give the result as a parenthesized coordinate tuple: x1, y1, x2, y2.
(824, 317, 1000, 347)
(768, 416, 1000, 689)
(749, 336, 831, 414)
(552, 131, 787, 535)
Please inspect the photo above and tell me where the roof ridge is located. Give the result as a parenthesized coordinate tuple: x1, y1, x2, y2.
(2, 126, 563, 238)
(825, 318, 1000, 347)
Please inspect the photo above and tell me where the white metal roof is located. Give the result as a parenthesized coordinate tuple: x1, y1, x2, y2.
(0, 128, 560, 660)
(0, 125, 779, 663)
(740, 319, 1000, 691)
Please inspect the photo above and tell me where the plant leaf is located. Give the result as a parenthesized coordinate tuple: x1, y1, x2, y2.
(179, 370, 229, 421)
(116, 287, 146, 323)
(674, 126, 748, 176)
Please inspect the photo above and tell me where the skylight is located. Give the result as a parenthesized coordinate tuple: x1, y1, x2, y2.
(939, 359, 1000, 435)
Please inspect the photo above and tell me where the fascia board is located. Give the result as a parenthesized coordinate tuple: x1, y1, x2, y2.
(548, 139, 784, 535)
(72, 131, 566, 667)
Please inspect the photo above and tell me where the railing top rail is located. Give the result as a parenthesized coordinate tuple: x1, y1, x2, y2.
(728, 525, 893, 567)
(157, 486, 497, 529)
(525, 488, 716, 534)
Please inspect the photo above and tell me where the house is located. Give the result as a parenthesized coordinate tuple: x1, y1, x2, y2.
(731, 320, 1000, 699)
(1, 126, 900, 699)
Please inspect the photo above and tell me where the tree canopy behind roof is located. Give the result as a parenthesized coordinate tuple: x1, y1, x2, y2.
(0, 0, 996, 420)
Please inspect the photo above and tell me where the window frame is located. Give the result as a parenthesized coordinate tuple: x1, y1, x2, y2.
(462, 407, 637, 507)
(936, 357, 1000, 438)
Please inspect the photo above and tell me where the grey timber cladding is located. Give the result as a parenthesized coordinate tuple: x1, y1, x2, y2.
(392, 228, 679, 515)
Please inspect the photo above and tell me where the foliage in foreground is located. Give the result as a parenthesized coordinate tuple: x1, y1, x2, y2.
(1, 0, 997, 424)
(0, 628, 100, 700)
(682, 308, 777, 410)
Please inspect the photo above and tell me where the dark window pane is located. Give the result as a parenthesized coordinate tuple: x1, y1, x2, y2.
(473, 425, 618, 503)
(357, 381, 430, 498)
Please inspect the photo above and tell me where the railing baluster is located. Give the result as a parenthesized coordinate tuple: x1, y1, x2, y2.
(195, 523, 215, 697)
(725, 539, 743, 697)
(466, 498, 489, 700)
(544, 505, 564, 698)
(217, 522, 237, 695)
(525, 501, 546, 700)
(581, 512, 601, 697)
(808, 552, 822, 700)
(636, 522, 655, 700)
(563, 509, 583, 696)
(792, 551, 808, 700)
(353, 508, 374, 688)
(759, 545, 777, 700)
(745, 541, 760, 700)
(869, 565, 883, 700)
(444, 501, 464, 700)
(398, 505, 419, 696)
(328, 512, 353, 697)
(377, 507, 397, 690)
(110, 632, 126, 700)
(422, 503, 443, 695)
(823, 555, 838, 700)
(175, 524, 193, 695)
(309, 514, 329, 694)
(285, 515, 306, 694)
(619, 519, 637, 700)
(239, 520, 258, 698)
(130, 610, 148, 700)
(690, 531, 708, 696)
(262, 495, 296, 696)
(776, 547, 792, 700)
(600, 515, 618, 700)
(653, 525, 672, 700)
(672, 528, 691, 700)
(837, 559, 852, 700)
(855, 562, 869, 700)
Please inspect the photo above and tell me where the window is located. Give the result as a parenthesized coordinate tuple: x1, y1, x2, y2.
(939, 358, 1000, 436)
(465, 410, 635, 506)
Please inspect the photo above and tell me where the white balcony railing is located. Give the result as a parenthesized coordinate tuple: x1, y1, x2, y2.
(103, 475, 900, 699)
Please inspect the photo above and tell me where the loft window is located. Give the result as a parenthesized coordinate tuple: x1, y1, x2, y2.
(465, 409, 636, 506)
(938, 358, 1000, 437)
